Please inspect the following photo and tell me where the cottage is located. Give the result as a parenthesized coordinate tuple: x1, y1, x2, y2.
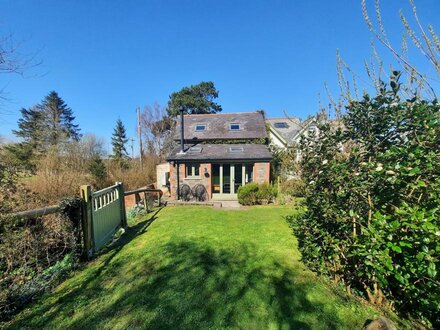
(166, 112, 272, 201)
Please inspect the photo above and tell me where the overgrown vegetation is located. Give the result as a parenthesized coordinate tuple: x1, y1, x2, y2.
(289, 74, 439, 327)
(0, 195, 82, 321)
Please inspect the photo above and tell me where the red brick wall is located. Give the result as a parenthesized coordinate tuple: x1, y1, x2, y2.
(169, 161, 270, 200)
(170, 162, 212, 200)
(254, 162, 271, 184)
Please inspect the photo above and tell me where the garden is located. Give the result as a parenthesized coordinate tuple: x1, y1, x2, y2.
(3, 205, 399, 329)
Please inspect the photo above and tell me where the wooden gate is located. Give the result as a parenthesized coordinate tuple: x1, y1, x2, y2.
(81, 182, 127, 256)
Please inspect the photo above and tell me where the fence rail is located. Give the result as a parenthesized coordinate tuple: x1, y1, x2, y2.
(7, 182, 161, 258)
(124, 187, 162, 212)
(11, 205, 60, 220)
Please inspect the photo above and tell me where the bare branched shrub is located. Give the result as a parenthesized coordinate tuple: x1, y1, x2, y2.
(25, 148, 88, 203)
(140, 103, 175, 161)
(107, 154, 158, 190)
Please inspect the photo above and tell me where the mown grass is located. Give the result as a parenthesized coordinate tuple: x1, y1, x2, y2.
(6, 205, 384, 329)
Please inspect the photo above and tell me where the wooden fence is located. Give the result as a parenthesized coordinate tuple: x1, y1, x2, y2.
(81, 182, 127, 256)
(10, 182, 163, 258)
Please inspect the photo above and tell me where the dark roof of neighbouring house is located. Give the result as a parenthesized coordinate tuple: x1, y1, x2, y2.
(266, 117, 304, 143)
(167, 144, 272, 162)
(173, 112, 268, 141)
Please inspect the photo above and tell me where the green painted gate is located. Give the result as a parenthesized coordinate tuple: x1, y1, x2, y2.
(81, 182, 127, 256)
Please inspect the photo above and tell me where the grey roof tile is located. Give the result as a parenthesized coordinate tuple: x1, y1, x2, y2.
(174, 112, 267, 141)
(167, 143, 272, 162)
(266, 117, 303, 143)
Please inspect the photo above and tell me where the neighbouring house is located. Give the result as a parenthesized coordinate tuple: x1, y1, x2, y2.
(166, 112, 272, 201)
(266, 116, 319, 179)
(266, 116, 318, 151)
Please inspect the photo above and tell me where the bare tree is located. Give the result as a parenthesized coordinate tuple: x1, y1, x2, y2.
(324, 0, 440, 118)
(361, 0, 439, 98)
(140, 102, 175, 161)
(79, 133, 106, 158)
(0, 32, 41, 111)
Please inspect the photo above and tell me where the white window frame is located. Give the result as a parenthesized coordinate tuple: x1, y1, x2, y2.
(186, 163, 200, 178)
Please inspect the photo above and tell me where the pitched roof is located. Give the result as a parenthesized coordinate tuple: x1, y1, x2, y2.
(174, 112, 267, 141)
(266, 117, 303, 143)
(167, 143, 272, 162)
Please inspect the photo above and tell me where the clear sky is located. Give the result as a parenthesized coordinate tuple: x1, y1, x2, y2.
(1, 0, 439, 151)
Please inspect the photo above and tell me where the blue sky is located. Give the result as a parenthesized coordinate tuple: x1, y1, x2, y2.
(1, 0, 439, 151)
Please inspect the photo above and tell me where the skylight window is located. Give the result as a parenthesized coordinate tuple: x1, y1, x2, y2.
(195, 124, 206, 132)
(229, 123, 241, 131)
(274, 122, 289, 129)
(229, 146, 244, 153)
(188, 146, 203, 153)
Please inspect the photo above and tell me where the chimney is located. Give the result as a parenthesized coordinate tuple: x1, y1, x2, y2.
(179, 108, 185, 153)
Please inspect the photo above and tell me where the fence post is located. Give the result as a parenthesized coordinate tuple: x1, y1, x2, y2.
(142, 192, 148, 213)
(80, 185, 94, 258)
(117, 182, 128, 229)
(157, 191, 161, 206)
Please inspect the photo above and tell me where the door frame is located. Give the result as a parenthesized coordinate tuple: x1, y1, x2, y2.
(212, 163, 252, 200)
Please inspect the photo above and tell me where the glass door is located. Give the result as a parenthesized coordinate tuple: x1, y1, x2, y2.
(233, 164, 243, 193)
(223, 164, 231, 194)
(212, 163, 253, 200)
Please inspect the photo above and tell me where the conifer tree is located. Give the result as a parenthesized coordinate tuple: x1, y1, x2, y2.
(13, 106, 44, 147)
(111, 118, 129, 161)
(88, 154, 107, 189)
(10, 91, 81, 167)
(40, 91, 81, 146)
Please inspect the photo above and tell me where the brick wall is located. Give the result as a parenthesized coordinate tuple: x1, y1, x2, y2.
(253, 162, 271, 184)
(170, 161, 270, 200)
(170, 162, 212, 200)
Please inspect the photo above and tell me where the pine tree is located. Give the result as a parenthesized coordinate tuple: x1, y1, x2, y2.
(88, 154, 107, 189)
(13, 106, 44, 148)
(10, 91, 81, 168)
(111, 118, 129, 160)
(8, 106, 44, 167)
(40, 91, 81, 146)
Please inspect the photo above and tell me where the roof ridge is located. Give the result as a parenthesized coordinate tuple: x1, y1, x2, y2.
(184, 111, 261, 117)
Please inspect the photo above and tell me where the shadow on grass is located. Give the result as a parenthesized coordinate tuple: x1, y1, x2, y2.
(10, 230, 346, 329)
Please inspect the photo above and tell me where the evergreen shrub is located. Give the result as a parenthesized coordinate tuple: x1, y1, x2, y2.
(237, 183, 277, 205)
(287, 74, 439, 327)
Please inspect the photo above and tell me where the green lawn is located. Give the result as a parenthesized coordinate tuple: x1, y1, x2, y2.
(7, 205, 382, 329)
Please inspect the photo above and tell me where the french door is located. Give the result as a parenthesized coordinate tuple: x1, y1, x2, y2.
(212, 163, 253, 199)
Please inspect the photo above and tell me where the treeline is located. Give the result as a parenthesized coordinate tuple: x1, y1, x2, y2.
(1, 91, 157, 206)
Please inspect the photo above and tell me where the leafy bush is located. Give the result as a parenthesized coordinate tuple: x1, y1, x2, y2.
(237, 183, 259, 205)
(256, 183, 277, 203)
(127, 205, 147, 224)
(279, 179, 305, 197)
(238, 183, 278, 205)
(290, 74, 439, 327)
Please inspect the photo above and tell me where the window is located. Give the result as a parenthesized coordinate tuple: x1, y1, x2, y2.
(188, 146, 202, 153)
(229, 146, 244, 153)
(195, 124, 206, 132)
(186, 163, 200, 177)
(229, 123, 241, 131)
(274, 122, 289, 129)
